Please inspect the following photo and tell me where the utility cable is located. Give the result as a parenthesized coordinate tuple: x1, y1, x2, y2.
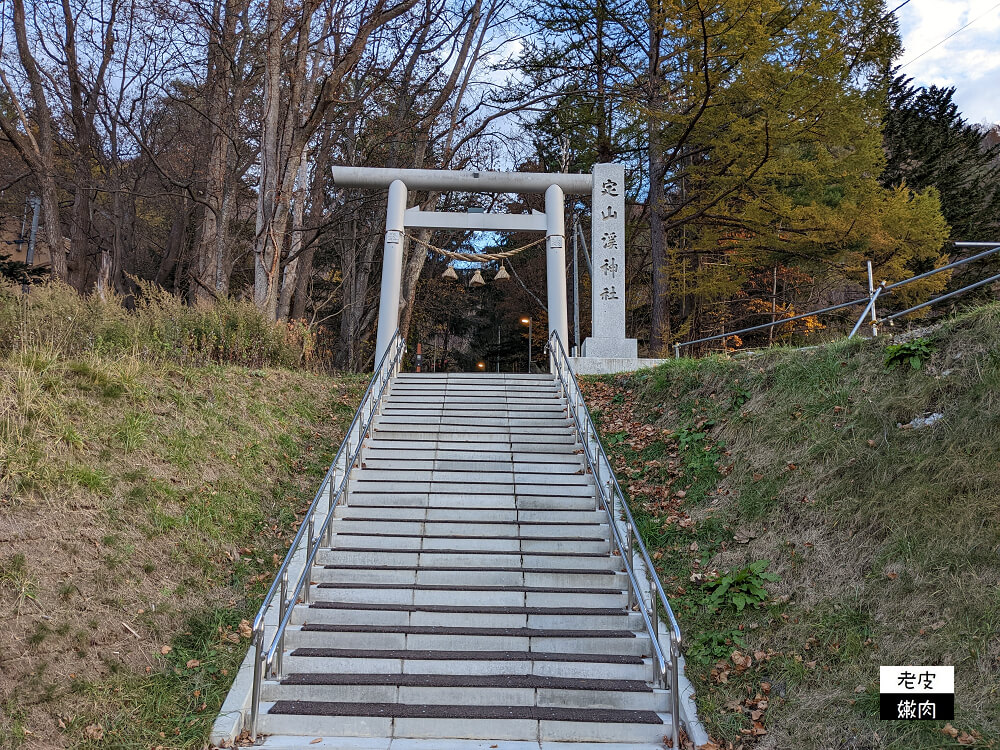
(899, 0, 1000, 68)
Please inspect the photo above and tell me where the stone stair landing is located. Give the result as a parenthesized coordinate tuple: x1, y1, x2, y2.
(256, 373, 672, 748)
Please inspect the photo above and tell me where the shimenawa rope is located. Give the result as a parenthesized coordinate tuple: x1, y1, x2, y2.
(404, 233, 546, 264)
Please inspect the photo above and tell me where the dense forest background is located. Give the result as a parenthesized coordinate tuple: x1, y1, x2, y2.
(1, 0, 999, 369)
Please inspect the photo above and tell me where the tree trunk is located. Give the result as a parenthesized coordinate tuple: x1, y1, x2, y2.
(648, 123, 670, 354)
(277, 158, 310, 320)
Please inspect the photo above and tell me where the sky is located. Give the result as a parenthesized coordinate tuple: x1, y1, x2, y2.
(896, 0, 1000, 125)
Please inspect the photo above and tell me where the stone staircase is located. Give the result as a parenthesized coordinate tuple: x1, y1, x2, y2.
(254, 373, 673, 748)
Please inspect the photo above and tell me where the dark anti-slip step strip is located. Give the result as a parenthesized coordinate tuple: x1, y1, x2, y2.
(308, 602, 627, 615)
(315, 583, 622, 594)
(327, 548, 608, 558)
(322, 565, 616, 575)
(334, 533, 600, 541)
(337, 518, 599, 526)
(281, 673, 652, 692)
(290, 648, 643, 664)
(299, 624, 635, 638)
(268, 700, 662, 725)
(343, 506, 596, 514)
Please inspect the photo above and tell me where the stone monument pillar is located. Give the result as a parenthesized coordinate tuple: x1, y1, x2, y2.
(583, 163, 638, 359)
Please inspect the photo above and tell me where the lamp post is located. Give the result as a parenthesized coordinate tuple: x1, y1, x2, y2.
(520, 317, 532, 373)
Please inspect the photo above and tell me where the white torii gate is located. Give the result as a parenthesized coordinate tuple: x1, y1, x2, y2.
(330, 165, 636, 366)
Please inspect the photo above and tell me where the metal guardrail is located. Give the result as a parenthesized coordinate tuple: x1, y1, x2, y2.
(673, 242, 1000, 355)
(247, 329, 406, 738)
(547, 331, 683, 750)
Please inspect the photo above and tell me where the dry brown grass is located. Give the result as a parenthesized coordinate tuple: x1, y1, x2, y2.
(0, 291, 364, 748)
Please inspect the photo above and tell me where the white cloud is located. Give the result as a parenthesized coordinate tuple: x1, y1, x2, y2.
(897, 0, 1000, 124)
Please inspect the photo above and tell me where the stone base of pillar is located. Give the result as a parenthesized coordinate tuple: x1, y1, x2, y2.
(569, 355, 665, 375)
(581, 336, 638, 359)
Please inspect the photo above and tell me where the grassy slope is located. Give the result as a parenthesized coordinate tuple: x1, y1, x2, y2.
(1, 342, 363, 748)
(583, 305, 1000, 750)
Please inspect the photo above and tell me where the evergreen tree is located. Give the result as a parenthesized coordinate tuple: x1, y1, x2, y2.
(882, 75, 1000, 241)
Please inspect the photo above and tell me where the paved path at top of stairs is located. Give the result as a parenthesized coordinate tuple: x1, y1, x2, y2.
(257, 374, 672, 749)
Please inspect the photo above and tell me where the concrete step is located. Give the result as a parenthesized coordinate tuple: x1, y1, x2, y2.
(342, 495, 598, 511)
(358, 459, 585, 474)
(313, 567, 624, 589)
(261, 674, 667, 711)
(296, 603, 640, 631)
(255, 736, 666, 750)
(375, 418, 570, 429)
(317, 550, 619, 570)
(382, 408, 569, 419)
(333, 506, 604, 524)
(279, 650, 655, 680)
(284, 627, 649, 656)
(347, 481, 592, 497)
(326, 535, 611, 555)
(329, 521, 605, 538)
(386, 389, 562, 399)
(259, 701, 668, 743)
(371, 434, 577, 446)
(308, 585, 627, 609)
(350, 470, 590, 487)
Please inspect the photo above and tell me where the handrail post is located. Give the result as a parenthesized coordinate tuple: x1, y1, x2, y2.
(249, 628, 263, 739)
(625, 519, 635, 610)
(670, 634, 681, 749)
(276, 572, 288, 677)
(303, 518, 314, 605)
(326, 475, 335, 546)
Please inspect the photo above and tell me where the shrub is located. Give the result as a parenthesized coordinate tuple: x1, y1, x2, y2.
(884, 338, 935, 370)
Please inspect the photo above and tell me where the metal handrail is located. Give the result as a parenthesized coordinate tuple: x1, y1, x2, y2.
(547, 331, 682, 750)
(674, 242, 1000, 353)
(247, 330, 406, 738)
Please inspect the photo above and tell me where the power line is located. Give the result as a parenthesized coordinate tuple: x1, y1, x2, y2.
(900, 0, 1000, 68)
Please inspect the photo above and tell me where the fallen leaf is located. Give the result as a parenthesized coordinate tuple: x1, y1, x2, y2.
(886, 572, 898, 580)
(160, 645, 172, 655)
(310, 740, 322, 745)
(85, 724, 104, 741)
(957, 733, 976, 745)
(941, 724, 959, 738)
(854, 685, 866, 693)
(731, 650, 752, 671)
(689, 542, 699, 552)
(186, 659, 200, 669)
(867, 439, 877, 447)
(675, 490, 687, 499)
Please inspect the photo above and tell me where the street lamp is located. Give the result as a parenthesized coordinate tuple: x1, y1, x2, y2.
(520, 317, 532, 373)
(477, 361, 486, 370)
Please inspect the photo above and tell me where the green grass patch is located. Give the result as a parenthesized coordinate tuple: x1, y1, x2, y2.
(585, 303, 1000, 749)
